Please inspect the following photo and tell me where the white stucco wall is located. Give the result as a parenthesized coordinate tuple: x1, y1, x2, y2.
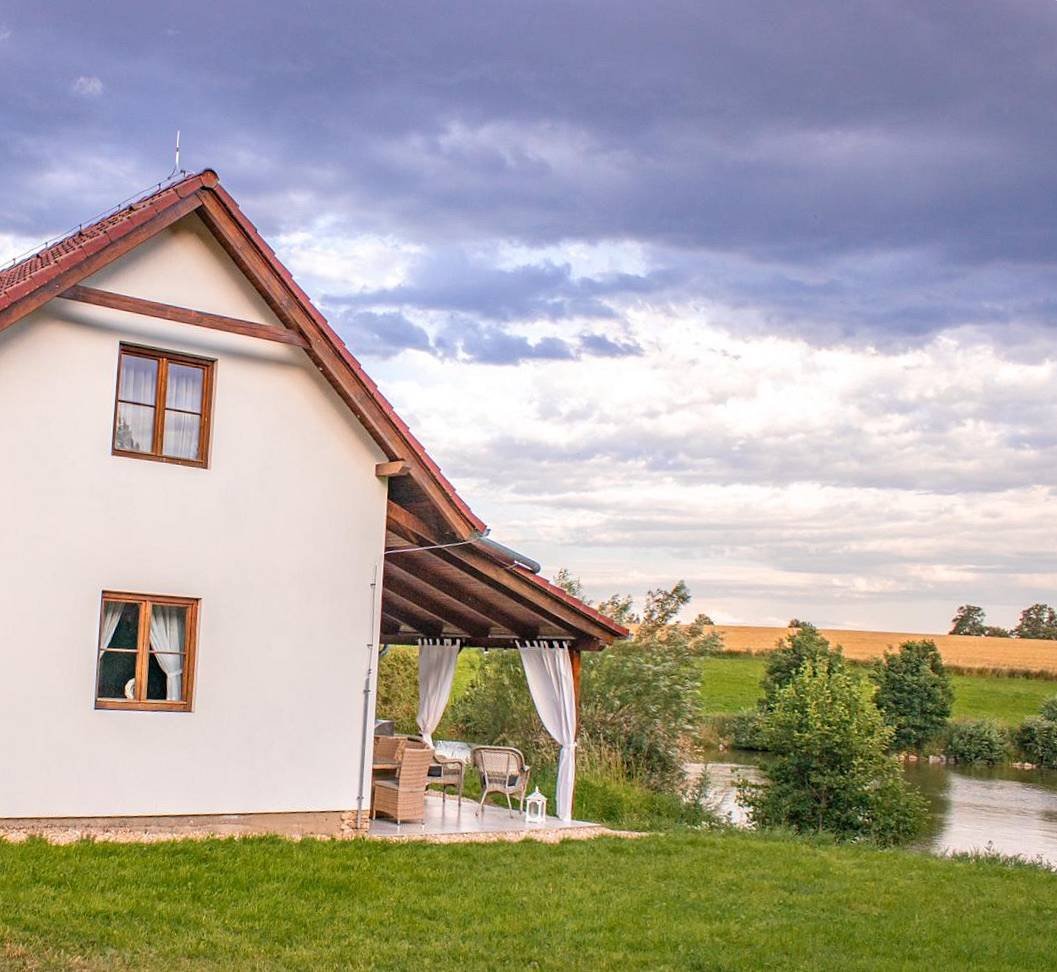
(0, 215, 389, 817)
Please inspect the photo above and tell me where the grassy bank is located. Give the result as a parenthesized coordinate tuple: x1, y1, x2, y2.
(700, 653, 1056, 725)
(0, 831, 1054, 970)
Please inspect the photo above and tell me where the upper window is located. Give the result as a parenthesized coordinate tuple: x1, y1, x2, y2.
(95, 593, 199, 711)
(113, 347, 214, 467)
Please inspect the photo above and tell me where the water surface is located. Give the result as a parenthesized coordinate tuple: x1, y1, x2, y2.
(693, 750, 1057, 867)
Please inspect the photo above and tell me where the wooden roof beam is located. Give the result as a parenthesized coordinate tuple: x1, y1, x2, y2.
(59, 285, 309, 347)
(376, 460, 411, 478)
(383, 570, 492, 638)
(386, 555, 538, 639)
(380, 599, 442, 638)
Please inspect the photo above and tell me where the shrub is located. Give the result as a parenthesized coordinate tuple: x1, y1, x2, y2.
(1041, 696, 1057, 722)
(534, 739, 713, 831)
(375, 646, 419, 734)
(717, 710, 768, 751)
(1016, 696, 1057, 768)
(871, 640, 953, 751)
(761, 625, 844, 710)
(580, 625, 704, 790)
(740, 657, 927, 846)
(1014, 717, 1057, 768)
(946, 720, 1009, 765)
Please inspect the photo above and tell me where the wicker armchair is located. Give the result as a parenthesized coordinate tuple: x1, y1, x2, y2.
(471, 746, 531, 817)
(427, 752, 466, 806)
(371, 743, 434, 824)
(372, 734, 407, 781)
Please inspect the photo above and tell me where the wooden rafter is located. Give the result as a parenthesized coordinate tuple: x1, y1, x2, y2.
(385, 555, 537, 639)
(382, 569, 491, 638)
(380, 597, 442, 638)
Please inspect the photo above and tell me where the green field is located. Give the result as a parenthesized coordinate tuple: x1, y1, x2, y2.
(0, 832, 1054, 970)
(700, 653, 1057, 725)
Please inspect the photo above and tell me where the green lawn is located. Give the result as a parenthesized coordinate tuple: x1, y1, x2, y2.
(700, 653, 1057, 725)
(699, 654, 768, 714)
(0, 832, 1054, 970)
(949, 672, 1056, 724)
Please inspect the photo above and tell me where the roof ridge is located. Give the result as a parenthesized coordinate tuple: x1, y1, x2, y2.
(0, 170, 213, 282)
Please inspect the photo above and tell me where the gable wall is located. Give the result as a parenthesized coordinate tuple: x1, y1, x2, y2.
(0, 223, 388, 818)
(84, 213, 284, 327)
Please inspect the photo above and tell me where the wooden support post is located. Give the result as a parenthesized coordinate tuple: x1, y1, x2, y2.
(569, 646, 582, 730)
(569, 644, 582, 816)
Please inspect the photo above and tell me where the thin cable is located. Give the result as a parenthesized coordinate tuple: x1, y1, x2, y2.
(1, 169, 191, 272)
(383, 538, 480, 556)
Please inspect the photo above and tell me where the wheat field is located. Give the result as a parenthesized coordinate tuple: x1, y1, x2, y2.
(709, 625, 1057, 675)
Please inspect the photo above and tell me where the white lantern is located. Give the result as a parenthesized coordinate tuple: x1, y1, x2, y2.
(524, 787, 547, 824)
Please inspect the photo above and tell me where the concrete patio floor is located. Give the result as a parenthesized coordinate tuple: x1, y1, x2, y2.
(368, 793, 605, 842)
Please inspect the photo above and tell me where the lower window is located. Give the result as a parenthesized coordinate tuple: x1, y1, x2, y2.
(96, 592, 199, 711)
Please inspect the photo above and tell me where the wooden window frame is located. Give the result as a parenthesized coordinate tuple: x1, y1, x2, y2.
(112, 345, 215, 469)
(95, 591, 200, 712)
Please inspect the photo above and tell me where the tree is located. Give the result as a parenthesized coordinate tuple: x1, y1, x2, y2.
(982, 625, 1011, 638)
(595, 593, 639, 627)
(639, 580, 691, 633)
(950, 604, 987, 636)
(1013, 604, 1057, 641)
(740, 657, 927, 846)
(871, 640, 953, 751)
(760, 624, 843, 710)
(553, 568, 585, 601)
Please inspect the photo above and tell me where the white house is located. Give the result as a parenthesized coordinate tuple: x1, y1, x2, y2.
(0, 170, 626, 835)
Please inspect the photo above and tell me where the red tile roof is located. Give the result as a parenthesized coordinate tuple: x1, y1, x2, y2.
(0, 172, 212, 313)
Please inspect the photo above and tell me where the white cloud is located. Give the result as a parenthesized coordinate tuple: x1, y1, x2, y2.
(0, 26, 11, 42)
(0, 233, 46, 266)
(363, 298, 1057, 633)
(274, 228, 420, 293)
(71, 76, 104, 97)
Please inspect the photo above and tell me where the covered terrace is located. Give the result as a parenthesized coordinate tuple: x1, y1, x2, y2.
(364, 487, 628, 834)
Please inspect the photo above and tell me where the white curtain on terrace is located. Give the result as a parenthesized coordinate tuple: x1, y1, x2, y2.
(149, 605, 186, 701)
(518, 640, 576, 821)
(417, 637, 462, 747)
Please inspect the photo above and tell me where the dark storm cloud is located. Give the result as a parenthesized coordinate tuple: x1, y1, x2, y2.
(329, 309, 432, 359)
(4, 1, 1057, 343)
(344, 249, 672, 321)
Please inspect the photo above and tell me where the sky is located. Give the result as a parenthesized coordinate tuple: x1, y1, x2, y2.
(3, 1, 1057, 632)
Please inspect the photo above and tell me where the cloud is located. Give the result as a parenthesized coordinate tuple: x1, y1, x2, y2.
(346, 249, 670, 323)
(432, 318, 577, 364)
(330, 309, 432, 359)
(6, 1, 1057, 628)
(0, 26, 11, 42)
(70, 76, 103, 97)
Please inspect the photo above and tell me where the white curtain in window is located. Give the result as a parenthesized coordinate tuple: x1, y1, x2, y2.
(99, 602, 124, 650)
(518, 640, 577, 821)
(149, 605, 186, 701)
(416, 638, 461, 747)
(166, 364, 203, 411)
(163, 410, 201, 460)
(118, 355, 157, 404)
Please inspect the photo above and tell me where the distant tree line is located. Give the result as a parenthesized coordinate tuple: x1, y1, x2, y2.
(949, 603, 1057, 640)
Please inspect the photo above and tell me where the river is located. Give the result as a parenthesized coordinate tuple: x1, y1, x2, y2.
(692, 751, 1057, 867)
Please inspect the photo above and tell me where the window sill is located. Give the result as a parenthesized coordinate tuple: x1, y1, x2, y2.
(112, 448, 209, 470)
(95, 699, 193, 713)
